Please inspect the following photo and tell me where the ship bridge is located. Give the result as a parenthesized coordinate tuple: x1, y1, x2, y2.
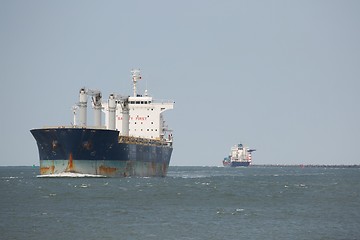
(102, 70, 174, 140)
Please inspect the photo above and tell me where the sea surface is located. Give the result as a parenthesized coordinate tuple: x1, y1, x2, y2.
(1, 166, 359, 240)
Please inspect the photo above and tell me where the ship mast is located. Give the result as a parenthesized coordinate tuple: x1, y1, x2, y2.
(131, 69, 141, 97)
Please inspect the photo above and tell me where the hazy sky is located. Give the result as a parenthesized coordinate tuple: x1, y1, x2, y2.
(1, 0, 359, 166)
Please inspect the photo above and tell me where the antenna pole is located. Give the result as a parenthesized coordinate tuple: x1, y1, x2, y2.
(131, 69, 141, 97)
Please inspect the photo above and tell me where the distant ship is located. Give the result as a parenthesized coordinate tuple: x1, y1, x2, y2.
(223, 144, 256, 167)
(31, 69, 174, 177)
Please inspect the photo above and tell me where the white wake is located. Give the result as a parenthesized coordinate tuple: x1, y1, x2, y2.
(37, 172, 106, 178)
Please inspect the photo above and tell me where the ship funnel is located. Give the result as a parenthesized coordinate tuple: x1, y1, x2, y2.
(78, 88, 87, 127)
(108, 94, 116, 130)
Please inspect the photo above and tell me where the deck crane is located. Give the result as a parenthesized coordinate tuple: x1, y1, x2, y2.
(115, 94, 130, 136)
(76, 88, 103, 127)
(86, 89, 102, 127)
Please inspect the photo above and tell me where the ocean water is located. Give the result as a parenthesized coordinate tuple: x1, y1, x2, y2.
(1, 166, 359, 240)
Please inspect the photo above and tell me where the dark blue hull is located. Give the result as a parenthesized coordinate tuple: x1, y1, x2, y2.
(30, 128, 173, 177)
(223, 161, 250, 167)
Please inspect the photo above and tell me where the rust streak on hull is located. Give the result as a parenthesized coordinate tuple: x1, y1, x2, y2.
(40, 165, 55, 175)
(99, 165, 117, 175)
(65, 153, 75, 172)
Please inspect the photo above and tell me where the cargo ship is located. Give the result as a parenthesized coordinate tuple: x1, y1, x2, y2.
(31, 69, 174, 177)
(223, 144, 256, 167)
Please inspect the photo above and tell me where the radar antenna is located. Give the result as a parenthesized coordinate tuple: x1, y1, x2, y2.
(131, 69, 141, 97)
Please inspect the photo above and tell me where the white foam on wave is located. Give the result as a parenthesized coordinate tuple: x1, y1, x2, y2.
(2, 176, 20, 179)
(37, 172, 106, 178)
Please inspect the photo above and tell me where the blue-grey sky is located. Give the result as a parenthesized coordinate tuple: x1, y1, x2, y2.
(1, 0, 359, 166)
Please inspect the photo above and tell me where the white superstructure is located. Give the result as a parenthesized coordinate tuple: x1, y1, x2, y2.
(102, 69, 174, 140)
(230, 144, 253, 162)
(73, 69, 174, 141)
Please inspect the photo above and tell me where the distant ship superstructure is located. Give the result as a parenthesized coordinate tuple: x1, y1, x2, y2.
(31, 69, 174, 177)
(223, 144, 256, 167)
